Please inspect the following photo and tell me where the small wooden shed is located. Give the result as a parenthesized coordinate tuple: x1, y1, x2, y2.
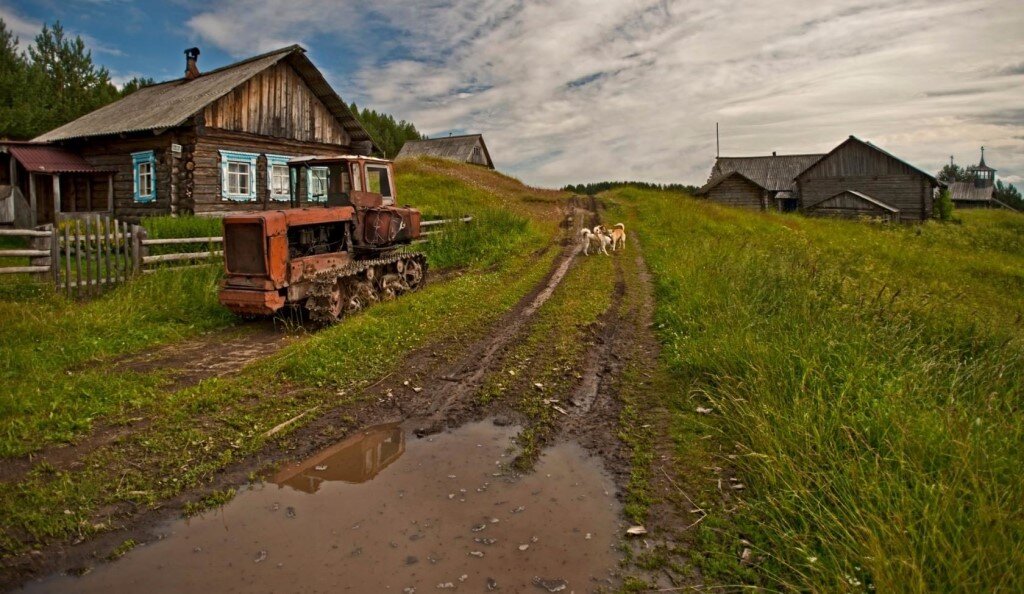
(396, 134, 494, 169)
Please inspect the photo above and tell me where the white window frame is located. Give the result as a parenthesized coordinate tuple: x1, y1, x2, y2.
(219, 150, 258, 202)
(307, 166, 329, 203)
(131, 150, 157, 203)
(266, 154, 293, 201)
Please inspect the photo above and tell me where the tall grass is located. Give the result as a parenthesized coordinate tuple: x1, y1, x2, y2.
(0, 266, 233, 456)
(608, 188, 1024, 592)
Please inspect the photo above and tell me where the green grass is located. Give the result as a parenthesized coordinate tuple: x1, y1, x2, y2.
(605, 188, 1024, 592)
(0, 266, 234, 457)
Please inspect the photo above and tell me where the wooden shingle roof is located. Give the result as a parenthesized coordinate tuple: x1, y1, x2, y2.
(698, 153, 824, 195)
(948, 181, 994, 202)
(397, 134, 493, 168)
(34, 45, 375, 149)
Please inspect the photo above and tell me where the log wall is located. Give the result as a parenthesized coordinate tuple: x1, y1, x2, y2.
(706, 176, 766, 210)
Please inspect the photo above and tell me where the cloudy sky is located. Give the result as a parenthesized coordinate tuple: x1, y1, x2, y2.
(4, 0, 1023, 186)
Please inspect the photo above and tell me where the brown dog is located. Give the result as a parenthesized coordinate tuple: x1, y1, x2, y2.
(610, 223, 626, 251)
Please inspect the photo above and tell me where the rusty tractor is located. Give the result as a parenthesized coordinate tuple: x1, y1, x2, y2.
(218, 155, 427, 324)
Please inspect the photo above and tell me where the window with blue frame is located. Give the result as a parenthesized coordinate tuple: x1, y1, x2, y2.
(307, 166, 329, 202)
(131, 150, 157, 203)
(219, 150, 258, 201)
(266, 154, 293, 201)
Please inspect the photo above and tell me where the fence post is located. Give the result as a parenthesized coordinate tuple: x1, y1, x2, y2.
(29, 224, 52, 283)
(131, 225, 147, 275)
(50, 223, 59, 287)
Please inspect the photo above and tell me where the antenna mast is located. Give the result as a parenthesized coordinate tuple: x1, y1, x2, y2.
(716, 123, 720, 158)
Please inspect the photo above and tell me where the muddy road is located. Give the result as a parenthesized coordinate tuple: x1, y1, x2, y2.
(7, 199, 685, 592)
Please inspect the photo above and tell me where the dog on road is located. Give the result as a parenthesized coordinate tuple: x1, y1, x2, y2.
(579, 226, 612, 256)
(610, 223, 626, 251)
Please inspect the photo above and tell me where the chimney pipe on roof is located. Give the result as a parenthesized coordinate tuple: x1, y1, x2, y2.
(772, 151, 777, 156)
(184, 47, 201, 80)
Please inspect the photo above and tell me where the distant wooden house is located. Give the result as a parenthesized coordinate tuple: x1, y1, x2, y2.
(5, 45, 376, 226)
(797, 136, 942, 222)
(396, 134, 494, 169)
(948, 148, 1000, 209)
(695, 153, 824, 211)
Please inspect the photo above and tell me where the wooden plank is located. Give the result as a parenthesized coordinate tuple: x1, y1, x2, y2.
(50, 224, 59, 287)
(0, 229, 52, 237)
(142, 262, 220, 275)
(83, 216, 93, 297)
(28, 173, 36, 227)
(0, 266, 50, 274)
(64, 224, 71, 297)
(74, 222, 83, 299)
(52, 174, 61, 224)
(142, 236, 223, 246)
(142, 250, 223, 264)
(0, 249, 50, 257)
(103, 216, 113, 289)
(93, 214, 103, 294)
(122, 221, 130, 280)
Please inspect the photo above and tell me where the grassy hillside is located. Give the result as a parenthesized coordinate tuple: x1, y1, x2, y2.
(606, 189, 1023, 592)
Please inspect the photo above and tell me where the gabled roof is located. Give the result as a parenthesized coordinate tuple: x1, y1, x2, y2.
(34, 45, 375, 150)
(697, 153, 825, 195)
(396, 134, 493, 168)
(796, 136, 941, 185)
(807, 189, 900, 213)
(695, 169, 762, 195)
(948, 181, 994, 202)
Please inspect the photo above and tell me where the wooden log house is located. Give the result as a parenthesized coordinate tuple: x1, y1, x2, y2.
(695, 153, 824, 212)
(12, 45, 377, 225)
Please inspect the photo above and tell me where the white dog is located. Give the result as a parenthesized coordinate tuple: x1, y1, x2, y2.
(579, 226, 612, 256)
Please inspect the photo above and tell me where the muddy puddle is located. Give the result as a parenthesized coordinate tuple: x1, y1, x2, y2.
(26, 421, 622, 593)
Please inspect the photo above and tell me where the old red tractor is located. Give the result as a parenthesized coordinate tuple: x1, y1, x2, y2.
(218, 155, 426, 324)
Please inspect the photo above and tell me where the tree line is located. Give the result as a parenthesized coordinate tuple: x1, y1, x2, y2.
(347, 103, 424, 159)
(937, 162, 1023, 211)
(562, 180, 700, 196)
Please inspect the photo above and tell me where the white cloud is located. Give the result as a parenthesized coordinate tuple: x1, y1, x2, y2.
(188, 0, 1024, 187)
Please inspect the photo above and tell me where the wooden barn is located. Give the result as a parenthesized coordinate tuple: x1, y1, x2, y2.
(695, 153, 824, 211)
(797, 136, 942, 222)
(396, 134, 494, 169)
(14, 45, 376, 226)
(948, 148, 1001, 209)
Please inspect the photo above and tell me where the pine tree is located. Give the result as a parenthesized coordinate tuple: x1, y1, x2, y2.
(25, 21, 118, 136)
(0, 20, 37, 139)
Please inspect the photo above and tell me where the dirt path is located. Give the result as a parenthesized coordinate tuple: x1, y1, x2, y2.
(2, 198, 693, 591)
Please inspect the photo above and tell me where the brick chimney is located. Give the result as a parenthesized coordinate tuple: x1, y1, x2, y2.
(184, 47, 201, 80)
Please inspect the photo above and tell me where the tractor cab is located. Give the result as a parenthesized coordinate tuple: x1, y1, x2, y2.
(287, 155, 397, 209)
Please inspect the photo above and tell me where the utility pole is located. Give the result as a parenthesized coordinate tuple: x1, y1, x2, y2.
(716, 123, 720, 158)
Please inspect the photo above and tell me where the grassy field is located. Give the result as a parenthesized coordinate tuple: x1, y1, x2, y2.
(606, 188, 1024, 592)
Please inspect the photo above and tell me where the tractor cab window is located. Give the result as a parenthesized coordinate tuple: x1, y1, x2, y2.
(366, 166, 394, 204)
(308, 166, 328, 203)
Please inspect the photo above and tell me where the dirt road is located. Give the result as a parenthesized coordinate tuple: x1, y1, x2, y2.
(4, 199, 690, 592)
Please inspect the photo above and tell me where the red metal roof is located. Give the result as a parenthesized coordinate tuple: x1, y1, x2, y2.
(7, 144, 113, 174)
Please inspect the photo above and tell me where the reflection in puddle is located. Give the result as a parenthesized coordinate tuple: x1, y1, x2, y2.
(273, 424, 405, 493)
(25, 420, 622, 593)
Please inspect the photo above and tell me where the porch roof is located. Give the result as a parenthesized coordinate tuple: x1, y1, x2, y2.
(7, 145, 114, 174)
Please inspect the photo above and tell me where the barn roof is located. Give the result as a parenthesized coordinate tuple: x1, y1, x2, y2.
(6, 144, 115, 174)
(796, 136, 942, 185)
(396, 134, 493, 168)
(34, 45, 376, 149)
(948, 181, 994, 202)
(697, 153, 824, 195)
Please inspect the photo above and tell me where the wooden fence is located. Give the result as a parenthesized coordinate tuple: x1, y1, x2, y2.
(1, 214, 471, 297)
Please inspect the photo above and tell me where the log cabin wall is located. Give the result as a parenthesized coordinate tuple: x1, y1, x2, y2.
(202, 61, 351, 147)
(706, 175, 766, 210)
(798, 140, 934, 222)
(75, 135, 172, 221)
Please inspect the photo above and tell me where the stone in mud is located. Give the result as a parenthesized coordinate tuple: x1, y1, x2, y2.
(518, 544, 530, 551)
(492, 416, 511, 427)
(285, 506, 296, 519)
(486, 577, 499, 591)
(405, 555, 418, 565)
(532, 577, 568, 592)
(469, 551, 484, 558)
(471, 523, 488, 532)
(254, 550, 267, 563)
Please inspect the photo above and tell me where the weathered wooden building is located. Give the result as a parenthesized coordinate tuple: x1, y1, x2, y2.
(796, 136, 942, 222)
(396, 134, 494, 169)
(14, 45, 376, 225)
(948, 148, 1001, 209)
(695, 153, 824, 211)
